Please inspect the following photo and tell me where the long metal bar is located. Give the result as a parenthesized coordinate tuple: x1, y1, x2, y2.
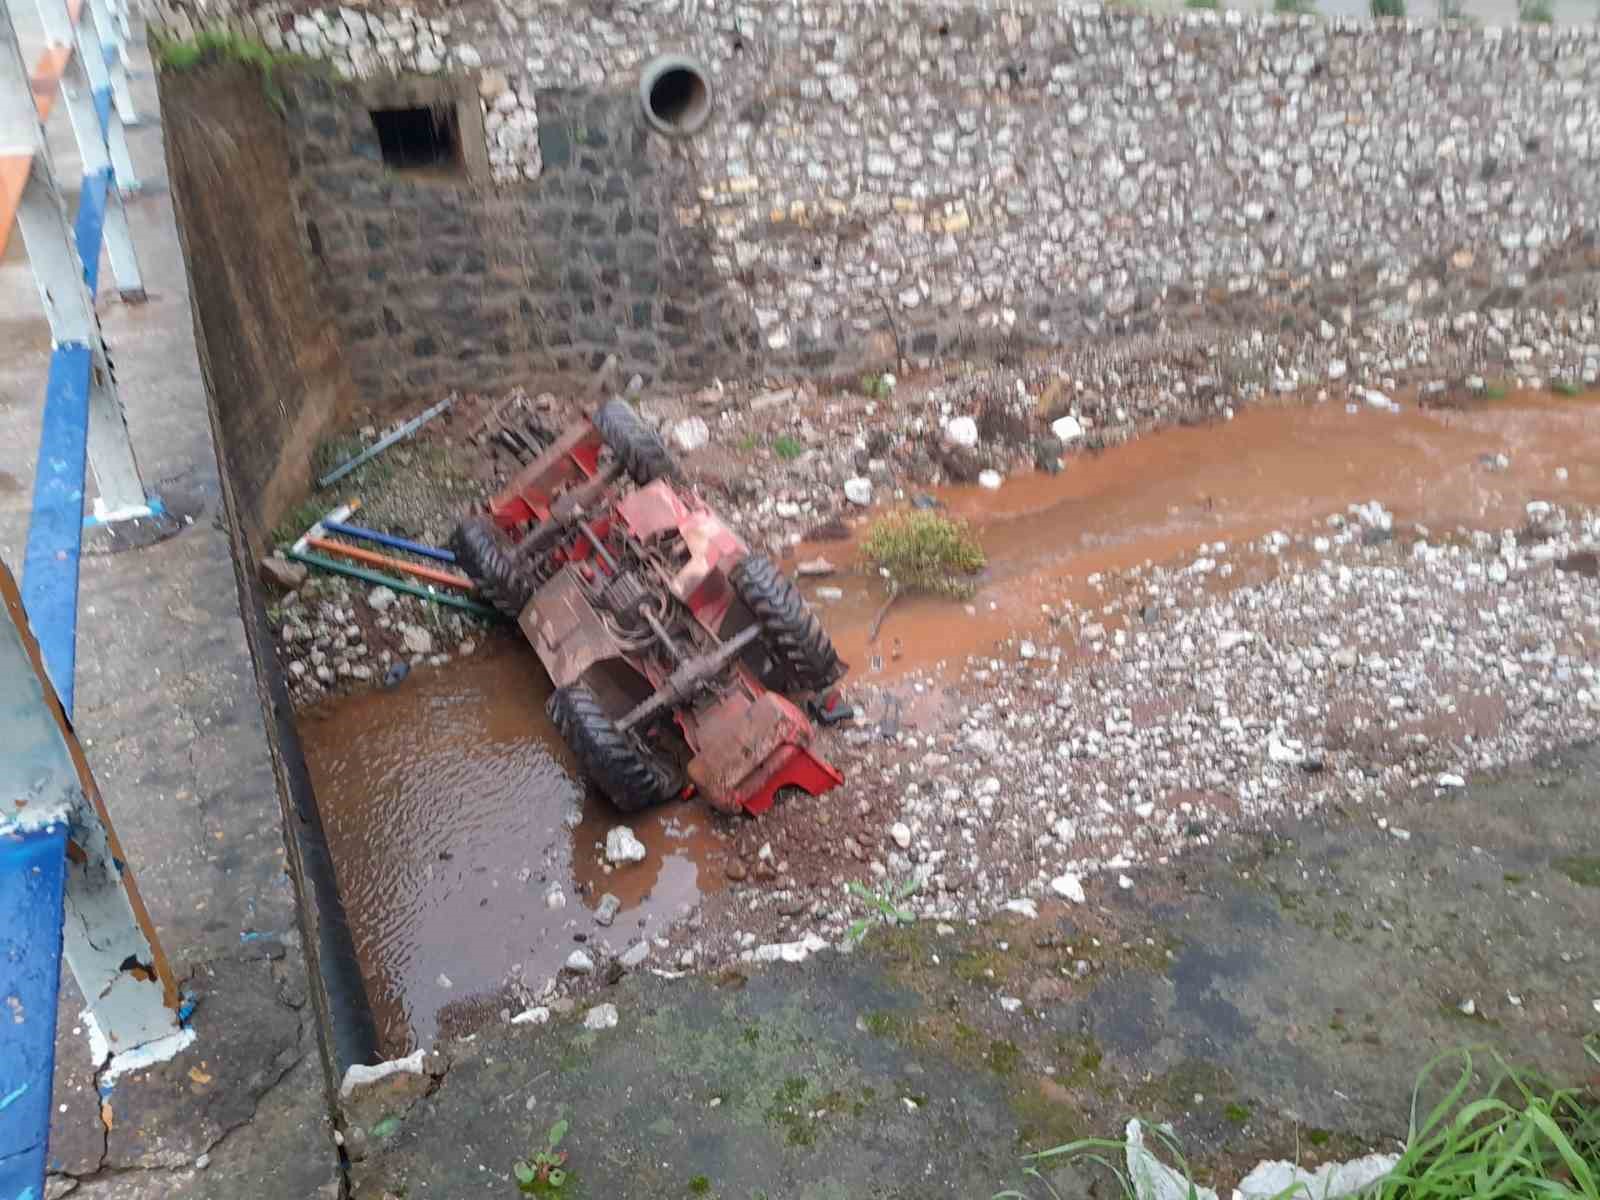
(285, 549, 504, 620)
(320, 519, 458, 563)
(82, 0, 133, 125)
(617, 624, 761, 732)
(304, 535, 475, 591)
(316, 396, 455, 488)
(75, 0, 139, 189)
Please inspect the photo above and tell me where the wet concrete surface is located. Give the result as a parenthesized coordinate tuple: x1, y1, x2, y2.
(299, 634, 727, 1055)
(797, 391, 1600, 679)
(347, 742, 1600, 1200)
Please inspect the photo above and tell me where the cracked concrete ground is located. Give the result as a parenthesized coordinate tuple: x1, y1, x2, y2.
(348, 743, 1600, 1200)
(0, 19, 339, 1200)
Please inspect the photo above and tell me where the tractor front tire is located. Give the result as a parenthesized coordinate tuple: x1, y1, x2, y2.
(548, 683, 680, 813)
(593, 399, 679, 486)
(729, 553, 843, 693)
(449, 515, 537, 622)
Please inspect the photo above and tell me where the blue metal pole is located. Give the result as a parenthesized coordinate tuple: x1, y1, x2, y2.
(319, 520, 458, 564)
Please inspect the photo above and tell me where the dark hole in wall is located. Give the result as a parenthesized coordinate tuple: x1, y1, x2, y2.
(647, 68, 709, 131)
(371, 105, 460, 170)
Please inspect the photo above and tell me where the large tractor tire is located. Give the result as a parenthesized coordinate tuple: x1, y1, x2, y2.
(548, 683, 681, 813)
(593, 399, 679, 486)
(729, 553, 843, 693)
(449, 515, 538, 622)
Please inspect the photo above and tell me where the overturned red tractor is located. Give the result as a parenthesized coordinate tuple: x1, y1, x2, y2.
(450, 400, 848, 815)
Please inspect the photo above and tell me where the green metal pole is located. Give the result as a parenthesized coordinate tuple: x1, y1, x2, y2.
(286, 549, 505, 622)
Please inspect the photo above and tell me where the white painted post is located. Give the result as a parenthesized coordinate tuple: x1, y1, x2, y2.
(1, 0, 150, 516)
(33, 0, 145, 298)
(83, 0, 135, 125)
(73, 0, 141, 189)
(1, 564, 186, 1071)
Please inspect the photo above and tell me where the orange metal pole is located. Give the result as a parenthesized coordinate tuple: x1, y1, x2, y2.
(305, 536, 477, 592)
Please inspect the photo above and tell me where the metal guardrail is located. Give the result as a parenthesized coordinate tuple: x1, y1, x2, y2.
(1, 2, 181, 1195)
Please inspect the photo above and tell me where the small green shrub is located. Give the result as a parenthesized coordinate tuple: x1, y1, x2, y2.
(1184, 0, 1220, 10)
(1370, 0, 1407, 16)
(152, 29, 322, 114)
(861, 511, 985, 599)
(772, 434, 805, 461)
(1519, 0, 1554, 21)
(1552, 379, 1584, 397)
(1273, 0, 1318, 14)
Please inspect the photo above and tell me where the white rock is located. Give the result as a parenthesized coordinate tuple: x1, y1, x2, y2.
(943, 416, 979, 448)
(1118, 874, 1134, 890)
(400, 625, 433, 655)
(814, 586, 844, 602)
(564, 949, 595, 974)
(1050, 415, 1084, 442)
(340, 1050, 426, 1098)
(890, 822, 912, 849)
(511, 1006, 550, 1026)
(583, 1003, 618, 1031)
(1003, 898, 1039, 919)
(1267, 736, 1306, 766)
(998, 996, 1022, 1013)
(843, 477, 873, 506)
(545, 887, 566, 910)
(671, 417, 710, 452)
(605, 826, 647, 865)
(1326, 359, 1347, 381)
(1050, 873, 1086, 903)
(620, 941, 651, 968)
(977, 470, 1003, 490)
(751, 933, 829, 964)
(1216, 630, 1254, 653)
(1436, 773, 1466, 789)
(1019, 640, 1037, 659)
(367, 586, 398, 613)
(796, 557, 836, 576)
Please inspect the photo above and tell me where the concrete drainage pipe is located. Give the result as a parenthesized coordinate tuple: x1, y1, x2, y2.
(638, 55, 713, 136)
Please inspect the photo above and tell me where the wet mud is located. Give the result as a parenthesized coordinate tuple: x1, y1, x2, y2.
(797, 391, 1600, 679)
(298, 636, 726, 1055)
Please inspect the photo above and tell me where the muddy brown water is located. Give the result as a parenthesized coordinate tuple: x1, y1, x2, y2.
(300, 390, 1598, 1053)
(298, 639, 726, 1055)
(799, 391, 1600, 678)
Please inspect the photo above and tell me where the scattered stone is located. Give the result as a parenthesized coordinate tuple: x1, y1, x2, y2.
(367, 586, 397, 613)
(671, 417, 710, 452)
(260, 555, 308, 591)
(436, 973, 453, 989)
(545, 886, 567, 910)
(843, 477, 873, 506)
(1003, 898, 1039, 919)
(1050, 873, 1086, 904)
(748, 933, 830, 964)
(400, 625, 433, 656)
(1050, 415, 1084, 442)
(1436, 773, 1466, 789)
(814, 586, 844, 602)
(977, 469, 1004, 490)
(796, 557, 836, 576)
(583, 1003, 619, 1031)
(564, 949, 595, 975)
(725, 860, 748, 882)
(595, 893, 622, 927)
(511, 1006, 550, 1026)
(620, 941, 651, 969)
(605, 826, 647, 865)
(998, 996, 1022, 1013)
(890, 822, 912, 849)
(944, 416, 979, 448)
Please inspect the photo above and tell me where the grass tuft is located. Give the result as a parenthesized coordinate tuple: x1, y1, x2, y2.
(772, 434, 805, 461)
(151, 29, 325, 114)
(861, 511, 986, 599)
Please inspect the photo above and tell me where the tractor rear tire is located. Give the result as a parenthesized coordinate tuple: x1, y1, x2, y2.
(593, 399, 679, 486)
(729, 553, 843, 693)
(548, 684, 680, 813)
(449, 515, 538, 622)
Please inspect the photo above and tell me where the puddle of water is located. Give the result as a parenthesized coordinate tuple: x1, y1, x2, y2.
(795, 392, 1600, 679)
(298, 635, 726, 1055)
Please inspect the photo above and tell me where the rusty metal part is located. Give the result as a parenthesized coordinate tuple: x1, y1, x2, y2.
(640, 601, 684, 665)
(577, 518, 619, 574)
(685, 688, 825, 814)
(616, 624, 759, 733)
(521, 568, 633, 689)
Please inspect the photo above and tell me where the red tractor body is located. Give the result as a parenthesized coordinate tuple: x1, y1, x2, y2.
(453, 401, 846, 816)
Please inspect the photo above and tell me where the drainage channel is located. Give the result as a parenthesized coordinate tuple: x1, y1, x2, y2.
(297, 638, 726, 1055)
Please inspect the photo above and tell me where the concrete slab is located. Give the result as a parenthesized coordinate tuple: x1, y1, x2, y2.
(347, 744, 1600, 1198)
(0, 16, 341, 1200)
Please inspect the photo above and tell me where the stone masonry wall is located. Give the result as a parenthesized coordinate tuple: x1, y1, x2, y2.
(152, 0, 1600, 400)
(284, 74, 758, 399)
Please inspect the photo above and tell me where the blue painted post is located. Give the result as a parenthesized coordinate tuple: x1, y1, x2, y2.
(0, 825, 69, 1200)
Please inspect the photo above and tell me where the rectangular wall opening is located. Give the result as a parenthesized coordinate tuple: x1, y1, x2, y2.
(370, 105, 460, 171)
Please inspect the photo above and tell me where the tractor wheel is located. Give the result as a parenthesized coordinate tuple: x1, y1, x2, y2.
(729, 553, 843, 693)
(593, 399, 679, 486)
(449, 515, 538, 622)
(548, 684, 680, 813)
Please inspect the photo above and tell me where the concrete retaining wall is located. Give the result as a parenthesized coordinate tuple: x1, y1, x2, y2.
(152, 0, 1600, 400)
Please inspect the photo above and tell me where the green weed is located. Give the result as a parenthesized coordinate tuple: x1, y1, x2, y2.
(1273, 0, 1319, 13)
(772, 434, 805, 461)
(1552, 380, 1584, 397)
(1520, 0, 1555, 21)
(844, 878, 919, 946)
(1184, 0, 1220, 9)
(512, 1119, 569, 1193)
(1370, 0, 1407, 15)
(860, 373, 896, 400)
(861, 511, 986, 599)
(151, 29, 321, 115)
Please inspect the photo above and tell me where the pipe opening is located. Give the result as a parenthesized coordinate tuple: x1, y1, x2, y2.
(639, 56, 712, 136)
